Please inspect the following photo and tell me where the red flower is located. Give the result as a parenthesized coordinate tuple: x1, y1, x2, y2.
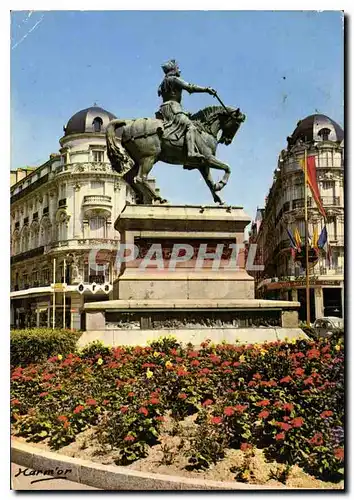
(191, 360, 200, 367)
(39, 392, 49, 398)
(309, 432, 323, 446)
(11, 399, 20, 405)
(307, 348, 320, 360)
(63, 420, 70, 429)
(188, 351, 199, 358)
(211, 416, 223, 424)
(202, 399, 214, 407)
(233, 362, 240, 367)
(280, 376, 292, 384)
(138, 407, 149, 417)
(221, 361, 231, 367)
(155, 416, 165, 422)
(57, 415, 68, 422)
(320, 410, 333, 419)
(294, 367, 305, 377)
(277, 422, 292, 431)
(291, 417, 304, 428)
(275, 432, 285, 441)
(224, 406, 235, 416)
(176, 357, 183, 363)
(73, 405, 85, 414)
(177, 368, 188, 376)
(282, 403, 294, 412)
(240, 443, 252, 451)
(150, 398, 160, 405)
(86, 398, 97, 406)
(253, 373, 262, 380)
(248, 381, 256, 387)
(256, 399, 270, 407)
(170, 348, 178, 356)
(178, 393, 187, 400)
(200, 368, 210, 375)
(124, 435, 135, 442)
(209, 355, 221, 364)
(128, 392, 135, 397)
(258, 410, 270, 419)
(102, 400, 109, 405)
(235, 404, 247, 413)
(334, 448, 344, 461)
(303, 377, 314, 386)
(120, 406, 129, 413)
(283, 416, 290, 422)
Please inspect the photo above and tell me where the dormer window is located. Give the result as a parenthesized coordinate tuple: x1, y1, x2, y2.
(92, 117, 103, 133)
(318, 127, 331, 141)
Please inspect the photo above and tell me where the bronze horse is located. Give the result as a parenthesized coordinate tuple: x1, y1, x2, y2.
(106, 105, 245, 204)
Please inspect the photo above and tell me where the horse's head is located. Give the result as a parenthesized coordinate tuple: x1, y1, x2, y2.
(218, 107, 246, 145)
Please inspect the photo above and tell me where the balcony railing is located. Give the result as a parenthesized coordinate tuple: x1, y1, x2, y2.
(82, 195, 112, 218)
(83, 195, 112, 204)
(320, 196, 341, 206)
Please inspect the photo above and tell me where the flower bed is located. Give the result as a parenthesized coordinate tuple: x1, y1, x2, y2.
(11, 335, 344, 485)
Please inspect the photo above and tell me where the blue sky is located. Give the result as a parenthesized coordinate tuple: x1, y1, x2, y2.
(11, 10, 343, 220)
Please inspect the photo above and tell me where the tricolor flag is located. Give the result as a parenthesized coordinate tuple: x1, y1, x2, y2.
(294, 227, 302, 251)
(317, 226, 332, 268)
(299, 155, 327, 219)
(287, 228, 297, 259)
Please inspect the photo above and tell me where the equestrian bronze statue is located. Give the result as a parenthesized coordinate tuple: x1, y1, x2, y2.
(106, 59, 245, 204)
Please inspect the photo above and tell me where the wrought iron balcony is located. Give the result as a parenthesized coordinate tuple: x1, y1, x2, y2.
(320, 196, 341, 206)
(82, 195, 112, 218)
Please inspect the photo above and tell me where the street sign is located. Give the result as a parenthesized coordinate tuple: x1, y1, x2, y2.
(51, 283, 67, 291)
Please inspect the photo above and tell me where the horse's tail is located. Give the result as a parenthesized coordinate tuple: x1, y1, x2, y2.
(106, 119, 135, 175)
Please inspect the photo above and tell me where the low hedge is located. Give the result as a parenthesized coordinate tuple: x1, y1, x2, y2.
(11, 328, 81, 367)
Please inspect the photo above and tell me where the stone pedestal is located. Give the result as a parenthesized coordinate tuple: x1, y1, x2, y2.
(82, 203, 302, 346)
(113, 204, 254, 301)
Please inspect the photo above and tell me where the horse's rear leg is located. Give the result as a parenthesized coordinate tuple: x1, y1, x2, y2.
(135, 157, 167, 204)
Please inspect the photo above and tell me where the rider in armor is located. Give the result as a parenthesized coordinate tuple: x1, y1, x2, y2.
(157, 59, 216, 160)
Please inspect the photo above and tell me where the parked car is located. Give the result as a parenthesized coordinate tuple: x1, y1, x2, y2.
(312, 317, 344, 338)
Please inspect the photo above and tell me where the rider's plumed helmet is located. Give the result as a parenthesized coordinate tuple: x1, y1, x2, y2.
(161, 59, 179, 75)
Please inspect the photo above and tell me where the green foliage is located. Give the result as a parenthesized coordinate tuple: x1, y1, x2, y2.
(148, 335, 181, 353)
(11, 328, 81, 367)
(78, 340, 111, 360)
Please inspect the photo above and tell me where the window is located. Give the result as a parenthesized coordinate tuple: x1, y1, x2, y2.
(92, 117, 103, 133)
(92, 150, 104, 162)
(322, 181, 334, 191)
(42, 268, 50, 285)
(91, 180, 104, 193)
(89, 216, 106, 238)
(318, 128, 331, 141)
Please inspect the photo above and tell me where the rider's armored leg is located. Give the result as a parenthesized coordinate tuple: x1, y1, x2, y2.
(186, 125, 204, 160)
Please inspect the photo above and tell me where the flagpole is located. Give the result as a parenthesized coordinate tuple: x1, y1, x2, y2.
(304, 147, 311, 326)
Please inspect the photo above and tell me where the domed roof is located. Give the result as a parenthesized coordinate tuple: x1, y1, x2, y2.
(287, 114, 344, 147)
(63, 106, 117, 136)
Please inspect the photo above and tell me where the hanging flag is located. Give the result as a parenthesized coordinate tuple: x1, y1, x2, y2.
(287, 228, 297, 249)
(317, 226, 332, 268)
(294, 227, 302, 250)
(313, 226, 319, 256)
(317, 226, 328, 249)
(299, 155, 327, 219)
(287, 228, 297, 259)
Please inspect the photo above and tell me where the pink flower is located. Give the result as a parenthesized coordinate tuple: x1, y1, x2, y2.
(178, 393, 187, 400)
(282, 403, 294, 412)
(256, 399, 270, 407)
(211, 416, 223, 424)
(275, 432, 285, 441)
(202, 399, 213, 407)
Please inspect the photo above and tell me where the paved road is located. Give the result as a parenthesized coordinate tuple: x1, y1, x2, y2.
(11, 463, 99, 490)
